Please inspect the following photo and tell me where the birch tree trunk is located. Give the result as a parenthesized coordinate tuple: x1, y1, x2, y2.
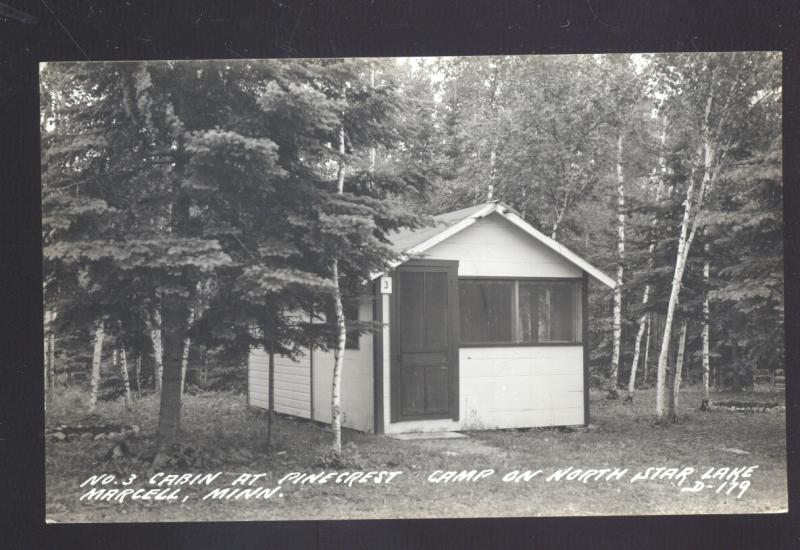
(119, 345, 132, 410)
(656, 88, 716, 420)
(88, 320, 105, 413)
(331, 260, 346, 454)
(48, 331, 56, 389)
(44, 334, 49, 407)
(369, 65, 377, 190)
(701, 239, 711, 410)
(626, 120, 666, 402)
(44, 310, 56, 395)
(330, 120, 347, 454)
(488, 148, 496, 201)
(608, 133, 625, 399)
(135, 355, 142, 398)
(626, 309, 647, 402)
(44, 310, 52, 399)
(151, 305, 163, 392)
(655, 172, 695, 420)
(655, 180, 694, 419)
(550, 210, 565, 240)
(642, 315, 651, 384)
(47, 310, 57, 391)
(668, 320, 688, 421)
(180, 308, 195, 396)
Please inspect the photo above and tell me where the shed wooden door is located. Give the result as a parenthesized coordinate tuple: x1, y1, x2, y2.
(392, 261, 459, 421)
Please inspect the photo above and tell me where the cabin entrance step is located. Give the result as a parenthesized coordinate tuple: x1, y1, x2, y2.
(387, 431, 468, 440)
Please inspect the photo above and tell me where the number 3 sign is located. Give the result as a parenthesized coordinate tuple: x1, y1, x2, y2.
(380, 276, 392, 294)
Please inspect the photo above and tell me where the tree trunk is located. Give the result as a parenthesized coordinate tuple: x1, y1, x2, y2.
(655, 174, 712, 419)
(657, 88, 717, 420)
(88, 320, 105, 413)
(701, 240, 711, 411)
(550, 210, 565, 240)
(119, 345, 132, 410)
(44, 310, 56, 396)
(627, 123, 666, 402)
(44, 336, 50, 412)
(267, 339, 275, 447)
(642, 315, 651, 385)
(135, 355, 142, 398)
(202, 348, 208, 386)
(44, 311, 51, 401)
(369, 65, 377, 190)
(155, 292, 190, 457)
(666, 331, 677, 420)
(155, 136, 193, 459)
(669, 320, 688, 421)
(48, 332, 56, 389)
(488, 147, 496, 201)
(626, 312, 646, 403)
(330, 118, 347, 455)
(655, 216, 690, 419)
(331, 260, 346, 454)
(151, 305, 163, 392)
(609, 132, 625, 400)
(180, 308, 195, 395)
(655, 164, 700, 420)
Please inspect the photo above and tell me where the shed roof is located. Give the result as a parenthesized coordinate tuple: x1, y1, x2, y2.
(382, 201, 615, 288)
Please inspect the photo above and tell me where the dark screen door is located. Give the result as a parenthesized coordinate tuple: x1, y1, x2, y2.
(393, 261, 459, 420)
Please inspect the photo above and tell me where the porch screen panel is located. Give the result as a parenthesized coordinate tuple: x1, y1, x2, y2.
(459, 280, 513, 344)
(461, 279, 582, 345)
(519, 280, 582, 343)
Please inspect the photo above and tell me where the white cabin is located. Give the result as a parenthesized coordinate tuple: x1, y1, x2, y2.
(248, 201, 614, 433)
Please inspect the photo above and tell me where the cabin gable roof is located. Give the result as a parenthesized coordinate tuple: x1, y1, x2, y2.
(379, 201, 615, 288)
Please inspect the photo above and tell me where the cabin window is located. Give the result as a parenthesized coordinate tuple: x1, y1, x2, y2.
(459, 279, 582, 345)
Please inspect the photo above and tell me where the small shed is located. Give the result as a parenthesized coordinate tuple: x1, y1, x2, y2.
(248, 201, 614, 434)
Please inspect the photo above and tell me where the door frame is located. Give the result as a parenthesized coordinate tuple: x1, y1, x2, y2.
(390, 259, 460, 423)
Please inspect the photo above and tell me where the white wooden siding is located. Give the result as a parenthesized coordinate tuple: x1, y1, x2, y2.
(382, 346, 585, 433)
(248, 349, 311, 419)
(248, 301, 374, 432)
(420, 212, 583, 278)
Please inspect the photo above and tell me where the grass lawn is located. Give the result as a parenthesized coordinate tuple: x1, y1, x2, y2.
(45, 386, 788, 522)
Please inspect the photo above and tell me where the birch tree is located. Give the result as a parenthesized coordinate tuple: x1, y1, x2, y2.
(626, 117, 668, 402)
(330, 120, 347, 454)
(88, 320, 104, 413)
(44, 310, 56, 395)
(700, 238, 711, 410)
(118, 344, 132, 410)
(302, 59, 429, 454)
(652, 52, 780, 421)
(150, 305, 163, 392)
(608, 132, 625, 399)
(180, 308, 194, 395)
(667, 319, 688, 420)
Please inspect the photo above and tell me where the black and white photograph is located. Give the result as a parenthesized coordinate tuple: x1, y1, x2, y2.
(40, 52, 786, 523)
